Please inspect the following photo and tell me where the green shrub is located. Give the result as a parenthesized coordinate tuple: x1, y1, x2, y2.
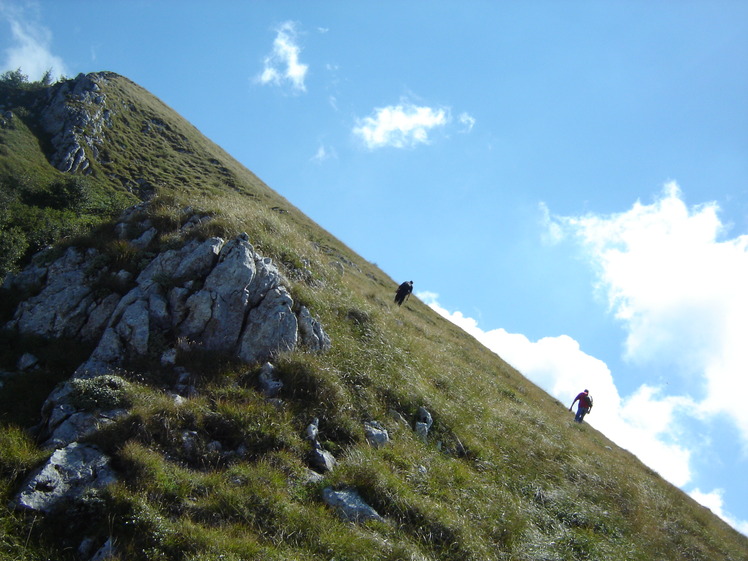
(0, 227, 28, 279)
(69, 375, 133, 411)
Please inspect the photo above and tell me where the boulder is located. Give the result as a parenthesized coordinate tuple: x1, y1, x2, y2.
(364, 421, 390, 448)
(322, 488, 384, 523)
(415, 406, 433, 441)
(14, 443, 116, 514)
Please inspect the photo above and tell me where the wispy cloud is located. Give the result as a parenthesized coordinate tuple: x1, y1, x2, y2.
(353, 102, 449, 150)
(311, 143, 336, 163)
(458, 112, 476, 133)
(256, 21, 308, 93)
(0, 3, 68, 80)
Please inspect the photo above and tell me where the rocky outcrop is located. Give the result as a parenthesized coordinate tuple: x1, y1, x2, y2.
(39, 72, 114, 174)
(5, 206, 331, 380)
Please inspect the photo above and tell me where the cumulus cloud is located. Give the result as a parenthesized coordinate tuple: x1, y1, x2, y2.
(353, 102, 449, 149)
(549, 182, 748, 445)
(256, 21, 308, 92)
(0, 6, 68, 80)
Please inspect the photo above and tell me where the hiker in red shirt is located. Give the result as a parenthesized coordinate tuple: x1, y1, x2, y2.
(569, 389, 593, 423)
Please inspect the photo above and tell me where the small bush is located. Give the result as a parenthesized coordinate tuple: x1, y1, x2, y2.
(69, 375, 133, 411)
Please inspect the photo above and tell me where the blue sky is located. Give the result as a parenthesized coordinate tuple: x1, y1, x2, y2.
(2, 0, 748, 535)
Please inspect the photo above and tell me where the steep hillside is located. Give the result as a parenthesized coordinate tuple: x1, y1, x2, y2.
(1, 72, 746, 561)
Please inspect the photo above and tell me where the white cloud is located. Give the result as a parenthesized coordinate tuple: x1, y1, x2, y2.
(548, 182, 748, 446)
(690, 489, 748, 536)
(256, 21, 308, 93)
(353, 102, 448, 149)
(0, 7, 68, 80)
(311, 143, 336, 163)
(458, 112, 476, 133)
(418, 291, 748, 532)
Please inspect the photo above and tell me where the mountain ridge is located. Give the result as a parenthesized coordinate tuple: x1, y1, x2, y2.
(0, 71, 746, 561)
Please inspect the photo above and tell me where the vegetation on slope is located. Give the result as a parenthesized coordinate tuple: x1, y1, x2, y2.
(0, 73, 746, 561)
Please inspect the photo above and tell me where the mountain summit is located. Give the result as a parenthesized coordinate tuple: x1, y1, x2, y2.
(1, 72, 746, 561)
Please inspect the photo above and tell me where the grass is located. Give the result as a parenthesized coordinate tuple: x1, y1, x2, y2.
(0, 72, 746, 561)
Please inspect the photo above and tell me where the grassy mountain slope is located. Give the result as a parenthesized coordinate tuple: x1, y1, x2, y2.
(1, 72, 746, 561)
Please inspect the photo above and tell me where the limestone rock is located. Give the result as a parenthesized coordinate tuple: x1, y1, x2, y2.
(258, 362, 283, 397)
(298, 306, 332, 351)
(6, 209, 330, 377)
(14, 443, 116, 514)
(415, 406, 433, 441)
(8, 247, 104, 339)
(238, 287, 297, 364)
(364, 421, 390, 448)
(39, 73, 113, 174)
(322, 488, 384, 523)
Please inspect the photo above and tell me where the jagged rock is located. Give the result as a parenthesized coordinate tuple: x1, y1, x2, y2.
(7, 247, 103, 339)
(1, 250, 49, 293)
(180, 235, 258, 350)
(388, 409, 410, 430)
(44, 409, 127, 450)
(181, 430, 200, 456)
(303, 468, 324, 484)
(309, 445, 337, 473)
(415, 406, 433, 441)
(79, 293, 121, 343)
(174, 368, 196, 397)
(305, 417, 336, 472)
(131, 226, 157, 249)
(364, 421, 390, 448)
(137, 238, 221, 291)
(39, 73, 112, 174)
(322, 488, 384, 523)
(160, 347, 178, 367)
(6, 211, 330, 378)
(258, 362, 283, 397)
(298, 306, 332, 351)
(16, 353, 39, 371)
(14, 443, 116, 514)
(237, 287, 298, 364)
(306, 417, 319, 442)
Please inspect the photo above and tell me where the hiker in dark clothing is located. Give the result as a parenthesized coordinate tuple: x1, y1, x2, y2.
(394, 281, 413, 306)
(569, 389, 593, 423)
